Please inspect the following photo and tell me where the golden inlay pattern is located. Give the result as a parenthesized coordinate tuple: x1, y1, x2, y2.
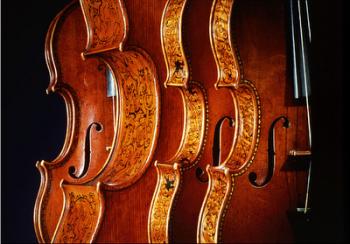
(80, 0, 127, 54)
(52, 184, 104, 243)
(148, 163, 181, 243)
(100, 50, 159, 188)
(172, 82, 207, 168)
(161, 0, 189, 87)
(224, 81, 260, 174)
(211, 0, 240, 87)
(197, 167, 233, 243)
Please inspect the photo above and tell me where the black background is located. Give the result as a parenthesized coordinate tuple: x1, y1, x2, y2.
(2, 0, 346, 243)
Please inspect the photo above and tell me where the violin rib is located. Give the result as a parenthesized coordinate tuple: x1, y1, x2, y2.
(80, 0, 128, 55)
(51, 183, 105, 243)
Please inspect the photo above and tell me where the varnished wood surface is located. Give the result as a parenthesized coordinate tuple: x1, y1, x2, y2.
(34, 0, 163, 242)
(34, 3, 116, 241)
(34, 0, 309, 243)
(172, 0, 227, 243)
(4, 0, 345, 242)
(222, 1, 308, 242)
(95, 0, 171, 242)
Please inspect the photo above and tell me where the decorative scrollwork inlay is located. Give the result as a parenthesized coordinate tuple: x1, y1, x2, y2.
(161, 0, 189, 87)
(52, 183, 104, 243)
(198, 167, 233, 243)
(211, 0, 240, 87)
(148, 163, 181, 243)
(80, 0, 128, 54)
(172, 82, 207, 168)
(225, 81, 260, 175)
(99, 50, 159, 188)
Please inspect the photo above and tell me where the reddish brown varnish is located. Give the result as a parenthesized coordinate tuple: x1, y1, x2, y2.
(34, 0, 164, 242)
(34, 2, 115, 242)
(95, 0, 171, 242)
(35, 0, 308, 243)
(171, 0, 235, 242)
(173, 0, 308, 243)
(221, 1, 308, 242)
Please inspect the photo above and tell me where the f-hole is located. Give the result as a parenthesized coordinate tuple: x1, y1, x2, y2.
(196, 116, 234, 183)
(69, 122, 103, 179)
(248, 116, 290, 187)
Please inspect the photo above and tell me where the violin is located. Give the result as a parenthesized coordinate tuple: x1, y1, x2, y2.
(34, 0, 161, 242)
(196, 0, 313, 242)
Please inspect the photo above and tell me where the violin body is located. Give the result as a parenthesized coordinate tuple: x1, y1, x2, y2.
(197, 0, 310, 243)
(34, 0, 162, 242)
(34, 3, 116, 241)
(223, 0, 309, 242)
